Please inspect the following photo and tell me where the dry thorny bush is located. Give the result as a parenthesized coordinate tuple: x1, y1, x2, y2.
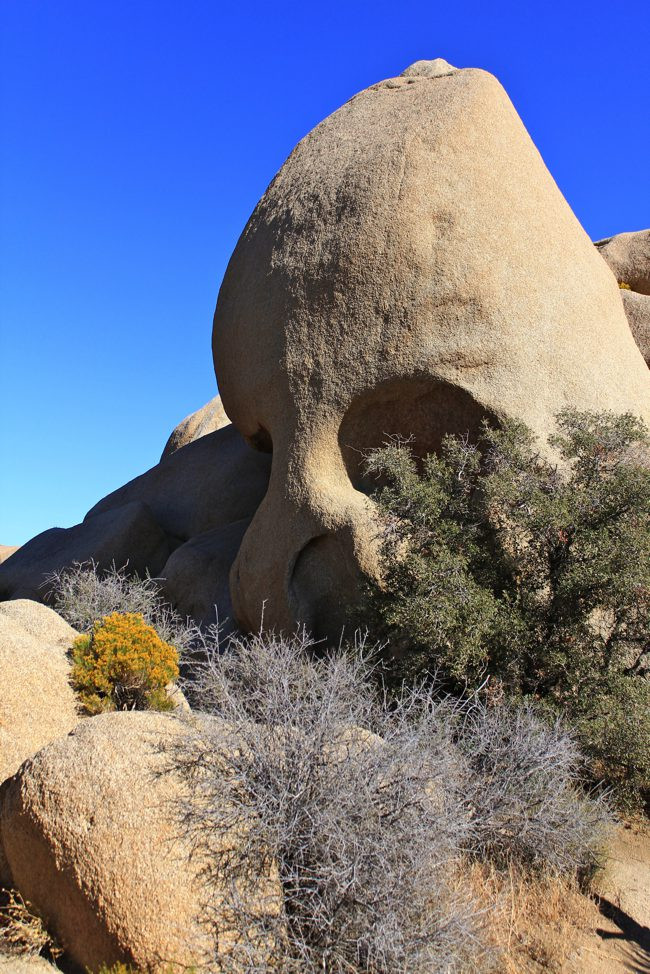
(0, 888, 62, 960)
(43, 559, 197, 653)
(163, 628, 612, 974)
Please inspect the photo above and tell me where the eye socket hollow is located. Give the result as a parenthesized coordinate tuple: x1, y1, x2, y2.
(339, 377, 498, 493)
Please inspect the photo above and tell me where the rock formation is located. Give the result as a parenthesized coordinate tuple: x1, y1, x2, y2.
(595, 230, 650, 295)
(0, 426, 271, 627)
(0, 711, 281, 972)
(0, 600, 79, 790)
(595, 230, 650, 366)
(212, 59, 650, 639)
(0, 546, 18, 565)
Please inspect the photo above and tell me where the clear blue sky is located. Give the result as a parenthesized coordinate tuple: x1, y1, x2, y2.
(1, 0, 649, 546)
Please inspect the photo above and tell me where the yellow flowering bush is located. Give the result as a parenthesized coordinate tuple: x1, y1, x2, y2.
(619, 281, 632, 289)
(71, 611, 179, 714)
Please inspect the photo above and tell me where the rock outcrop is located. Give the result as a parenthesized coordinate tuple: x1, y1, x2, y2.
(159, 518, 251, 629)
(0, 711, 281, 972)
(0, 502, 171, 604)
(0, 600, 79, 790)
(212, 59, 650, 639)
(161, 394, 230, 460)
(620, 289, 650, 366)
(0, 427, 271, 626)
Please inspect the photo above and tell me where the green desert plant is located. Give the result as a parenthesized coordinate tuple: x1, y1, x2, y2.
(359, 409, 650, 809)
(71, 611, 180, 714)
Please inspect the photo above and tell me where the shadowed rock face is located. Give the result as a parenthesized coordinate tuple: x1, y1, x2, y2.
(0, 426, 271, 627)
(212, 59, 650, 641)
(595, 231, 650, 366)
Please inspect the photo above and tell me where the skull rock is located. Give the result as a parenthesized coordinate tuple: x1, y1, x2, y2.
(212, 60, 650, 640)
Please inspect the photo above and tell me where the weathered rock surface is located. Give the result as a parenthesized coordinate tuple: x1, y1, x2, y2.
(213, 59, 650, 638)
(0, 600, 79, 790)
(595, 230, 650, 295)
(0, 502, 171, 604)
(161, 394, 230, 460)
(159, 518, 251, 629)
(0, 711, 281, 972)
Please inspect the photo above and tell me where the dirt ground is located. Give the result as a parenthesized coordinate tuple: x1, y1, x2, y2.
(563, 821, 650, 974)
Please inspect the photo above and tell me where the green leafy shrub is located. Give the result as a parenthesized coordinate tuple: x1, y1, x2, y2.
(71, 611, 180, 714)
(359, 410, 650, 809)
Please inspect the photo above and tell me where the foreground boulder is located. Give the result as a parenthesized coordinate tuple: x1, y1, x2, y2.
(212, 58, 650, 638)
(0, 600, 79, 790)
(0, 711, 281, 972)
(161, 393, 230, 459)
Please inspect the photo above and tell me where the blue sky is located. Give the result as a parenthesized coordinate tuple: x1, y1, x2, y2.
(1, 0, 649, 546)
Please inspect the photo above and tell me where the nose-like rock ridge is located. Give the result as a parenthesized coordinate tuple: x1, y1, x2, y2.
(212, 61, 650, 641)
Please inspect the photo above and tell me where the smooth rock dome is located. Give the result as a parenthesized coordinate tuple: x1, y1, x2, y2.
(212, 60, 650, 638)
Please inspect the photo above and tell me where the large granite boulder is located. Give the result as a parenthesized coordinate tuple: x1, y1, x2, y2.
(159, 518, 251, 629)
(595, 230, 650, 367)
(87, 423, 270, 543)
(0, 427, 271, 625)
(0, 601, 79, 790)
(212, 58, 650, 639)
(0, 711, 281, 972)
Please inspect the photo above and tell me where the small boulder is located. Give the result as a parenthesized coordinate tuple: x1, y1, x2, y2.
(595, 230, 650, 295)
(0, 600, 79, 789)
(159, 518, 251, 629)
(0, 711, 281, 973)
(621, 289, 650, 367)
(161, 394, 231, 460)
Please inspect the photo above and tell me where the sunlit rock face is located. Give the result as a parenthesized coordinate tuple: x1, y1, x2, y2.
(213, 59, 650, 640)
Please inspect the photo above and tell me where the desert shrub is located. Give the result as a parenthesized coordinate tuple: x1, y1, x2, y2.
(452, 698, 611, 872)
(175, 630, 487, 974)
(170, 630, 610, 973)
(359, 409, 650, 808)
(44, 559, 196, 653)
(71, 611, 179, 714)
(0, 888, 61, 960)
